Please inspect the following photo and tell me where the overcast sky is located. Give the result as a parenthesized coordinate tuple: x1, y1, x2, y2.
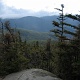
(0, 0, 80, 18)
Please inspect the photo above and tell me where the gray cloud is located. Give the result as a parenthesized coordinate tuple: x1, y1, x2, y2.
(0, 0, 55, 19)
(0, 0, 5, 15)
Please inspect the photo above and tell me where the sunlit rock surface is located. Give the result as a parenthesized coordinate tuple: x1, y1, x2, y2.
(3, 69, 62, 80)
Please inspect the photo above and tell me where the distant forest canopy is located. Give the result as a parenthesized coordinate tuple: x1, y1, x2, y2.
(1, 15, 79, 32)
(0, 15, 79, 40)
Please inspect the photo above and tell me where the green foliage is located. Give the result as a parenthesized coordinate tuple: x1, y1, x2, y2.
(65, 14, 78, 20)
(0, 42, 28, 75)
(0, 32, 55, 76)
(51, 4, 66, 42)
(51, 6, 80, 80)
(17, 29, 53, 41)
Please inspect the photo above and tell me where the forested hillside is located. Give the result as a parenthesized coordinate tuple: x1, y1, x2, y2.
(16, 29, 54, 41)
(2, 15, 79, 32)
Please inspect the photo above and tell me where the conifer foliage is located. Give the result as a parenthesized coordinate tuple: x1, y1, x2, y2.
(51, 5, 80, 80)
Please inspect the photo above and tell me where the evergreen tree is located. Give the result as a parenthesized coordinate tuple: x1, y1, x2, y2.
(0, 20, 4, 43)
(4, 21, 15, 42)
(51, 5, 80, 80)
(0, 21, 28, 76)
(51, 4, 67, 41)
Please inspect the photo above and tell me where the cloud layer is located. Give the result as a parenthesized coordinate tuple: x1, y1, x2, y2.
(1, 0, 80, 19)
(0, 0, 56, 19)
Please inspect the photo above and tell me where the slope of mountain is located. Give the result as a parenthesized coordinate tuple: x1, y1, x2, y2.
(16, 29, 54, 41)
(3, 16, 53, 32)
(2, 15, 79, 33)
(1, 15, 79, 40)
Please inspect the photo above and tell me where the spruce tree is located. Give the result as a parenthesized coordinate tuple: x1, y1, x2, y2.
(51, 5, 80, 80)
(51, 4, 67, 42)
(65, 14, 80, 80)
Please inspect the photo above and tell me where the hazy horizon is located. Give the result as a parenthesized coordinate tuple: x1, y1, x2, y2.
(0, 0, 80, 19)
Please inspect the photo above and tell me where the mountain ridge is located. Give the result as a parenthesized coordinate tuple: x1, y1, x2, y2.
(2, 15, 57, 32)
(2, 15, 79, 32)
(1, 15, 79, 40)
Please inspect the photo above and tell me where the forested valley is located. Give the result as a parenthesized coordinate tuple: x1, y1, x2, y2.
(0, 4, 80, 80)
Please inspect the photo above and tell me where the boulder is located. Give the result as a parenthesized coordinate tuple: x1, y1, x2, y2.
(3, 69, 62, 80)
(0, 78, 3, 80)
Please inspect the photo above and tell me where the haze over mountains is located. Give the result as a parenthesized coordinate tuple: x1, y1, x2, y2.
(2, 15, 79, 32)
(3, 16, 53, 32)
(1, 15, 79, 40)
